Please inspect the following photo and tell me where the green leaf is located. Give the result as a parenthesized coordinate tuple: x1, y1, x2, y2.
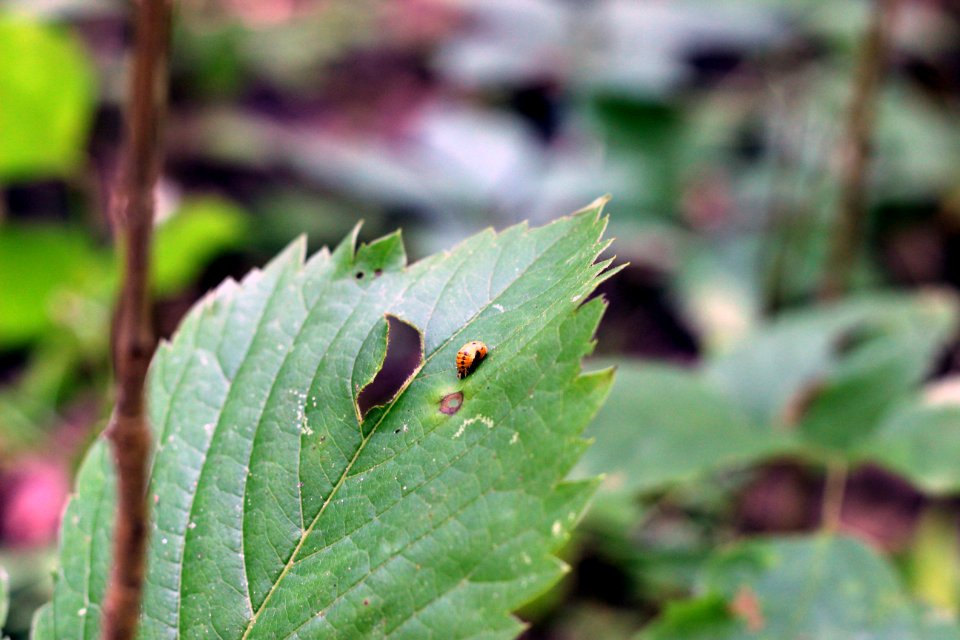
(35, 201, 617, 639)
(860, 403, 960, 495)
(32, 442, 114, 638)
(0, 225, 112, 345)
(706, 292, 958, 451)
(795, 341, 920, 451)
(153, 197, 250, 296)
(905, 506, 960, 614)
(639, 595, 738, 640)
(1, 565, 8, 628)
(572, 361, 790, 495)
(0, 13, 96, 180)
(640, 536, 960, 640)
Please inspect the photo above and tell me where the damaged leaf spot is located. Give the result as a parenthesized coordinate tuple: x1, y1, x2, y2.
(439, 392, 464, 415)
(356, 314, 424, 420)
(453, 414, 494, 438)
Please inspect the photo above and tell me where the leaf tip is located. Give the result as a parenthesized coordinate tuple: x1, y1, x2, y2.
(332, 221, 364, 266)
(574, 194, 612, 218)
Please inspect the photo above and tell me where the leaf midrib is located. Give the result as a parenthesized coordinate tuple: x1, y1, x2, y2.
(279, 319, 565, 640)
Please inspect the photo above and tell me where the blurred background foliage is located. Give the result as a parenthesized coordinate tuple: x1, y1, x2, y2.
(3, 0, 960, 637)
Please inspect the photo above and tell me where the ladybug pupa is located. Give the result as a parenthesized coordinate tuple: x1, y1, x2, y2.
(456, 341, 488, 379)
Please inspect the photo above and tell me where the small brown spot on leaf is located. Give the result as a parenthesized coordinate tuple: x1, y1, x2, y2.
(439, 392, 464, 415)
(363, 599, 370, 606)
(781, 378, 826, 426)
(729, 586, 764, 632)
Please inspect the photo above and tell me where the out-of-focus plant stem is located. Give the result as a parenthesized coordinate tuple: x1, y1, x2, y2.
(101, 0, 172, 638)
(820, 0, 899, 300)
(821, 459, 847, 532)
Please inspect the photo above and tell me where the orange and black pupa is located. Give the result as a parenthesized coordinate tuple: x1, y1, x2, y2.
(456, 341, 488, 379)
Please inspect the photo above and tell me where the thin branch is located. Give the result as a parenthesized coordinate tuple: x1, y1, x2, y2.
(101, 0, 172, 638)
(821, 459, 848, 532)
(819, 0, 899, 300)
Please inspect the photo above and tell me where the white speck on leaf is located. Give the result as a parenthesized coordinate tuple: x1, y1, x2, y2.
(453, 415, 494, 438)
(551, 521, 562, 536)
(510, 432, 519, 445)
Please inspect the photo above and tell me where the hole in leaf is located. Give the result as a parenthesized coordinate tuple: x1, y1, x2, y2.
(439, 392, 464, 415)
(356, 315, 423, 419)
(355, 271, 365, 279)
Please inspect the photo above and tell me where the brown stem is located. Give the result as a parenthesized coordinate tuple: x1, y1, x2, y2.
(821, 459, 848, 532)
(819, 0, 899, 300)
(101, 1, 172, 638)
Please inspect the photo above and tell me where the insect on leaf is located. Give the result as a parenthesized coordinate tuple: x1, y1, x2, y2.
(33, 199, 618, 639)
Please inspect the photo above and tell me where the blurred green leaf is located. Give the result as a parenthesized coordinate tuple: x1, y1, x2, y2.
(905, 506, 960, 615)
(797, 294, 959, 453)
(706, 292, 959, 439)
(797, 338, 931, 452)
(861, 403, 960, 495)
(547, 603, 641, 640)
(1, 565, 8, 629)
(639, 594, 737, 639)
(589, 97, 682, 218)
(0, 225, 111, 345)
(875, 84, 960, 200)
(0, 341, 83, 450)
(572, 361, 791, 495)
(0, 548, 55, 638)
(153, 197, 249, 296)
(630, 539, 717, 606)
(252, 190, 386, 254)
(172, 23, 247, 98)
(0, 13, 95, 179)
(641, 535, 960, 639)
(675, 235, 762, 353)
